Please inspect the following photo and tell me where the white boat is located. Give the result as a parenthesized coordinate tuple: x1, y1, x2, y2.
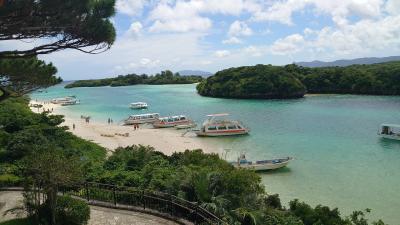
(195, 113, 249, 137)
(123, 113, 160, 125)
(51, 96, 79, 106)
(378, 124, 400, 140)
(61, 100, 80, 106)
(130, 102, 148, 109)
(153, 115, 192, 128)
(230, 154, 293, 171)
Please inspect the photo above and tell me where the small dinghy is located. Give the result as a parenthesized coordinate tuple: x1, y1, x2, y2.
(230, 154, 293, 171)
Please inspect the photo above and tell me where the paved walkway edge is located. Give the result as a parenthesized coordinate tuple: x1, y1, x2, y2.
(0, 188, 191, 225)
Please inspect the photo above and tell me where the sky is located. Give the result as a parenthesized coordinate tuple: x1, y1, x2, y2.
(2, 0, 400, 80)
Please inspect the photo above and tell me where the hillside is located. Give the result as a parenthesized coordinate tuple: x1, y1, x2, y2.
(296, 56, 400, 67)
(178, 70, 213, 77)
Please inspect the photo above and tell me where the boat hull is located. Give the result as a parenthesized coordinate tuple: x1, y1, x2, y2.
(232, 158, 292, 171)
(195, 129, 249, 137)
(378, 134, 400, 141)
(124, 119, 157, 125)
(153, 121, 192, 128)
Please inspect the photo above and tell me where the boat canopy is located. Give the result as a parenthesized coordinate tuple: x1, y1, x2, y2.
(130, 113, 159, 117)
(206, 113, 229, 117)
(381, 124, 400, 128)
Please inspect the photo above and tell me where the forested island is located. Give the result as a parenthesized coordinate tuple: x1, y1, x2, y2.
(197, 61, 400, 99)
(65, 70, 203, 88)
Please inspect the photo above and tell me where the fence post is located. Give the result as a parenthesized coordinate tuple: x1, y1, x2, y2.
(85, 183, 90, 202)
(142, 190, 146, 210)
(113, 186, 117, 206)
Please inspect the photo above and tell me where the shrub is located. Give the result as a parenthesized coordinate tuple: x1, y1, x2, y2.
(0, 174, 22, 187)
(55, 196, 90, 225)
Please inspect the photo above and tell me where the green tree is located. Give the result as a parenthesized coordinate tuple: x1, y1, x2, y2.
(0, 0, 116, 58)
(23, 146, 83, 225)
(0, 57, 60, 101)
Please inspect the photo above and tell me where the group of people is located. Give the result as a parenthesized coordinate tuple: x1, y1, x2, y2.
(133, 123, 140, 130)
(80, 115, 91, 123)
(107, 118, 113, 124)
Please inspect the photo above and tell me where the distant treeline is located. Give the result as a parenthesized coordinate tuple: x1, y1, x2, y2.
(65, 70, 203, 88)
(197, 61, 400, 99)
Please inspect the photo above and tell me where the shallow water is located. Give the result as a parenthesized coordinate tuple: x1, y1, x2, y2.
(31, 83, 400, 224)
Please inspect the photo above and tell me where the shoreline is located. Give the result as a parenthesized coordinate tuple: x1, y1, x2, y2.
(29, 100, 217, 156)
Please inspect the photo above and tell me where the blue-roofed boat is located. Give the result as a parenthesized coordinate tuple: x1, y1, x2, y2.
(230, 154, 293, 171)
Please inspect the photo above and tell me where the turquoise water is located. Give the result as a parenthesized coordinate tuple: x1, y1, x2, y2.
(31, 83, 400, 224)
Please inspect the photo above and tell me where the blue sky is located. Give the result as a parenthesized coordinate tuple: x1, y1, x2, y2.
(2, 0, 400, 80)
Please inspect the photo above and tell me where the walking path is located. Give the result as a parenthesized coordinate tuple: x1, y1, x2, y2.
(0, 191, 179, 225)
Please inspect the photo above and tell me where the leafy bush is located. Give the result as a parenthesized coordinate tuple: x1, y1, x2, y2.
(55, 196, 90, 225)
(0, 174, 22, 187)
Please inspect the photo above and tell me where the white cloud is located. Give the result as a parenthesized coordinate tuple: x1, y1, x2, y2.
(385, 0, 400, 15)
(146, 0, 262, 33)
(214, 50, 231, 58)
(125, 22, 143, 38)
(251, 0, 384, 27)
(270, 34, 305, 55)
(116, 0, 146, 16)
(244, 45, 264, 57)
(222, 37, 242, 44)
(251, 0, 307, 25)
(149, 18, 212, 32)
(228, 20, 253, 36)
(310, 15, 400, 55)
(148, 1, 212, 32)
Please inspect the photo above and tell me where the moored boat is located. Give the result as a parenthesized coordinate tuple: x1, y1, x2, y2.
(51, 96, 79, 105)
(130, 102, 148, 109)
(153, 115, 192, 128)
(123, 113, 160, 125)
(195, 113, 249, 137)
(378, 124, 400, 140)
(230, 154, 293, 171)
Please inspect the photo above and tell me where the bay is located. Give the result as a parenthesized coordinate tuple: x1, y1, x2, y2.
(31, 83, 400, 224)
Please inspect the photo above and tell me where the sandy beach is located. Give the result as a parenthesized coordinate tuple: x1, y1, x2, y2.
(29, 100, 216, 155)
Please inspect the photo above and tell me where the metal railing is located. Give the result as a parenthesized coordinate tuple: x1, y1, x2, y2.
(61, 182, 225, 225)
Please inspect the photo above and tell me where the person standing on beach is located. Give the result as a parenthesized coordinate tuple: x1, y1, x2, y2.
(73, 123, 75, 130)
(107, 118, 110, 124)
(111, 119, 113, 124)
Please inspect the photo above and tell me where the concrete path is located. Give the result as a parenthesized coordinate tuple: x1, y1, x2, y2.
(0, 191, 179, 225)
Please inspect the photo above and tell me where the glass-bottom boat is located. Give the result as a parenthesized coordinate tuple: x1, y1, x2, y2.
(153, 115, 192, 128)
(195, 113, 249, 137)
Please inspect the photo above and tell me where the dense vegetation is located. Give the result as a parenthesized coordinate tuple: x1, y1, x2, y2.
(0, 97, 386, 225)
(0, 0, 116, 58)
(0, 57, 62, 101)
(0, 97, 105, 225)
(65, 70, 203, 88)
(197, 62, 400, 99)
(197, 64, 306, 99)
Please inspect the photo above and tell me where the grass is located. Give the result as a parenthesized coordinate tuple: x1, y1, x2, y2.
(0, 218, 33, 225)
